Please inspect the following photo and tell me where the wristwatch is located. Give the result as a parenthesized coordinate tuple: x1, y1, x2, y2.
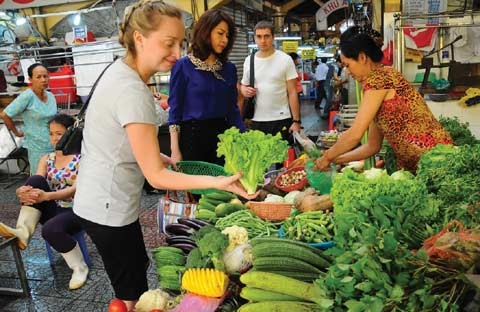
(292, 119, 302, 124)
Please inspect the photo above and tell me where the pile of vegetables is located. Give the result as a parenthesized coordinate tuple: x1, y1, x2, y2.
(439, 116, 478, 146)
(217, 127, 289, 194)
(416, 144, 480, 225)
(238, 271, 333, 311)
(152, 246, 186, 291)
(195, 190, 244, 223)
(282, 210, 334, 243)
(185, 226, 228, 271)
(215, 209, 280, 238)
(277, 168, 306, 187)
(332, 168, 440, 249)
(314, 167, 478, 311)
(250, 237, 331, 282)
(164, 218, 210, 254)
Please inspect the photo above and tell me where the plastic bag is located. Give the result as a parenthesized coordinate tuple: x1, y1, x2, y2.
(305, 161, 334, 194)
(421, 221, 480, 270)
(223, 243, 252, 274)
(170, 293, 223, 312)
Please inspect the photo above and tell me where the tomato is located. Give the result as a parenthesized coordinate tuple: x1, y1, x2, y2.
(108, 299, 128, 312)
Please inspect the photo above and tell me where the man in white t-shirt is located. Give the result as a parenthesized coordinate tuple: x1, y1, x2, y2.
(240, 21, 301, 144)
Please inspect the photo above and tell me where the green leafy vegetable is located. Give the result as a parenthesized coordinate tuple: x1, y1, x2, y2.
(439, 116, 478, 146)
(217, 127, 289, 194)
(192, 226, 228, 271)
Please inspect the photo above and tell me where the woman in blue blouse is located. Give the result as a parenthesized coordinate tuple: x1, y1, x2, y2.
(168, 9, 246, 166)
(0, 63, 57, 174)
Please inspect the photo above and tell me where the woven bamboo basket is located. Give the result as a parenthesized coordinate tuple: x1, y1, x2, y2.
(246, 201, 293, 222)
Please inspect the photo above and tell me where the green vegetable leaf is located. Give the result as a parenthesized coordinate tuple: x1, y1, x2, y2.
(344, 300, 367, 312)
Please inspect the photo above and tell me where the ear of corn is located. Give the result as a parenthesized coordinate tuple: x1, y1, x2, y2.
(181, 268, 229, 297)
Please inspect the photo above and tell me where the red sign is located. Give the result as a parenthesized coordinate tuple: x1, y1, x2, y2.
(0, 0, 85, 9)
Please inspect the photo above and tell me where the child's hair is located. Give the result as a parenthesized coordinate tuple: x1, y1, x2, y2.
(48, 114, 75, 129)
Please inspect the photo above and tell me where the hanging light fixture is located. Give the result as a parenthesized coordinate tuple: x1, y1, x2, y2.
(15, 17, 27, 26)
(73, 13, 82, 26)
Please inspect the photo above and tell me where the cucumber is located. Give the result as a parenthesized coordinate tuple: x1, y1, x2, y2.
(215, 203, 244, 217)
(203, 190, 236, 201)
(240, 287, 307, 302)
(198, 199, 217, 211)
(194, 209, 218, 223)
(238, 301, 323, 312)
(240, 272, 330, 307)
(200, 197, 225, 207)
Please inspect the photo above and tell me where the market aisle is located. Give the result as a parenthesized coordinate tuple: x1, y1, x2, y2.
(0, 98, 326, 311)
(299, 98, 329, 139)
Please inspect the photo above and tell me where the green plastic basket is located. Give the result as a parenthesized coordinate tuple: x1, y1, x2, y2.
(176, 161, 228, 195)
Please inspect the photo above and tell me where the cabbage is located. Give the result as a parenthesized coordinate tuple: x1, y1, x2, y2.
(284, 191, 301, 204)
(363, 168, 386, 180)
(390, 170, 414, 180)
(264, 194, 285, 203)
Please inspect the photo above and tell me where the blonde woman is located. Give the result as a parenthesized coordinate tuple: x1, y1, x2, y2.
(72, 1, 254, 309)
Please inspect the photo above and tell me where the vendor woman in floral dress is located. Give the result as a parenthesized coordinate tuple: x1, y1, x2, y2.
(314, 26, 453, 173)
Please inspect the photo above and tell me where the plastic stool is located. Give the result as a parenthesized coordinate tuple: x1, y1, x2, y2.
(307, 87, 317, 100)
(45, 230, 92, 267)
(328, 111, 338, 130)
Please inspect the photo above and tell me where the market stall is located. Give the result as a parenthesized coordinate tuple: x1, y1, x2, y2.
(108, 118, 480, 311)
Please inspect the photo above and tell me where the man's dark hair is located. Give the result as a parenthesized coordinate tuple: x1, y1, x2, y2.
(189, 9, 236, 63)
(254, 20, 274, 36)
(288, 52, 299, 61)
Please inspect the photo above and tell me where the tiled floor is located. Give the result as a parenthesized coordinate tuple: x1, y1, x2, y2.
(0, 98, 328, 311)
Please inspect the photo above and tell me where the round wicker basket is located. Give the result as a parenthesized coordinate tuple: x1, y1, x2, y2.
(247, 201, 293, 222)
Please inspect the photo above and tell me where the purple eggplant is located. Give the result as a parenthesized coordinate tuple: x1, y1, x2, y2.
(177, 218, 203, 231)
(166, 235, 196, 246)
(169, 243, 196, 253)
(188, 218, 211, 228)
(165, 223, 195, 236)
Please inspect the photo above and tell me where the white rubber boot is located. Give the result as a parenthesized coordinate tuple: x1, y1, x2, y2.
(0, 205, 41, 249)
(61, 243, 89, 290)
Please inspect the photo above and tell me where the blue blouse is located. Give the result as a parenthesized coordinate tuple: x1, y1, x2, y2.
(4, 88, 56, 151)
(168, 57, 246, 131)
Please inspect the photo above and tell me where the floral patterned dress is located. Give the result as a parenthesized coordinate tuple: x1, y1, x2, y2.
(45, 152, 81, 208)
(363, 66, 453, 172)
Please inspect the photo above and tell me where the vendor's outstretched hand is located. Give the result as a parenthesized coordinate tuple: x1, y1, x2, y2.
(314, 156, 331, 172)
(216, 172, 259, 200)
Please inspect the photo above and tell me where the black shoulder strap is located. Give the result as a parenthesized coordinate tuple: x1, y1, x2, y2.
(249, 51, 256, 87)
(77, 61, 114, 118)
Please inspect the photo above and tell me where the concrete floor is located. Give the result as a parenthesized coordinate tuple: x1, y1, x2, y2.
(0, 98, 327, 312)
